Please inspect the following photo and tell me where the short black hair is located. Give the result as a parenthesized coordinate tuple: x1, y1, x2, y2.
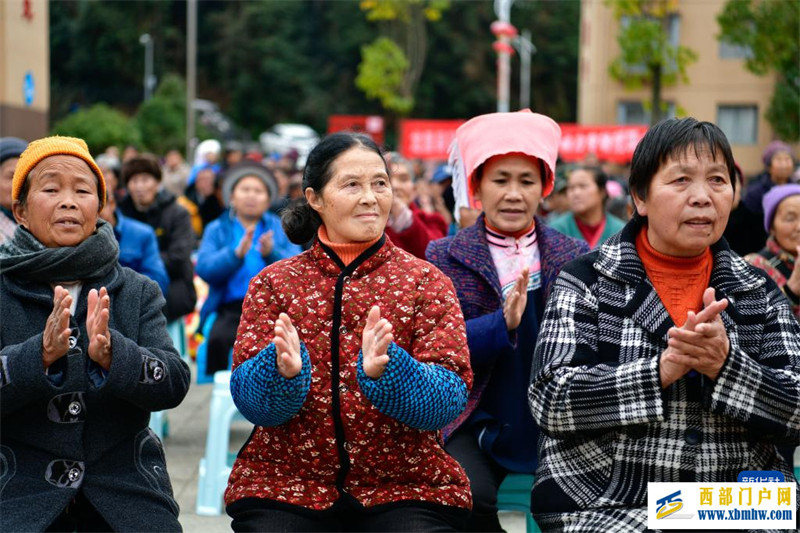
(629, 118, 736, 217)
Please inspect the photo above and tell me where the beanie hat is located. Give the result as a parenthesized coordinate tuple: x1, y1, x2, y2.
(762, 184, 800, 232)
(121, 154, 162, 185)
(0, 137, 28, 164)
(12, 136, 106, 208)
(222, 161, 278, 206)
(449, 110, 561, 222)
(762, 141, 794, 168)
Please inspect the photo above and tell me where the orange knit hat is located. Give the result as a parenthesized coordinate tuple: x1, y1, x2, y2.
(12, 136, 106, 208)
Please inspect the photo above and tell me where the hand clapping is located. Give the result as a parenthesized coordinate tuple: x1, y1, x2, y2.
(503, 268, 529, 331)
(274, 313, 302, 378)
(87, 287, 112, 370)
(361, 306, 393, 379)
(660, 288, 730, 387)
(42, 285, 72, 368)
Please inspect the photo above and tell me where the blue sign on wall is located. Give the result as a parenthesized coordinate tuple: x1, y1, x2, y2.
(23, 71, 35, 107)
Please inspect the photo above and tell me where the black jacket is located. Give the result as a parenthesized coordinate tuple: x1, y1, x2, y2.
(0, 265, 191, 532)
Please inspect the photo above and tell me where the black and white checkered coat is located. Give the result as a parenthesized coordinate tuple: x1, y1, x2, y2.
(528, 219, 800, 532)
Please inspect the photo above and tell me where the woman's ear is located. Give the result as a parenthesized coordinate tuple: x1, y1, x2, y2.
(11, 202, 28, 228)
(304, 187, 322, 214)
(631, 190, 647, 218)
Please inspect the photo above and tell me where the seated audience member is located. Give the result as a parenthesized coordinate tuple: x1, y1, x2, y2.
(426, 111, 589, 531)
(529, 118, 800, 530)
(384, 152, 448, 258)
(224, 132, 472, 531)
(162, 148, 191, 197)
(120, 154, 197, 322)
(195, 161, 301, 377)
(740, 141, 797, 251)
(185, 163, 224, 231)
(745, 184, 800, 321)
(0, 137, 28, 244)
(0, 136, 189, 532)
(550, 166, 626, 248)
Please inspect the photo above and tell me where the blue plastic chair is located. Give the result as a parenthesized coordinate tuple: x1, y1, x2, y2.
(149, 319, 189, 439)
(196, 370, 247, 516)
(195, 312, 235, 385)
(497, 474, 541, 533)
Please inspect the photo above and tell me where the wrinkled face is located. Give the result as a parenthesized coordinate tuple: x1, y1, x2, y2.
(771, 195, 800, 255)
(127, 172, 160, 210)
(306, 147, 391, 243)
(566, 169, 605, 217)
(475, 154, 543, 233)
(13, 155, 99, 248)
(633, 147, 733, 257)
(390, 162, 415, 206)
(231, 176, 270, 220)
(0, 157, 18, 210)
(769, 151, 794, 185)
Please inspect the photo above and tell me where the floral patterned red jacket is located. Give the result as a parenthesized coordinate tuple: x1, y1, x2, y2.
(225, 235, 473, 511)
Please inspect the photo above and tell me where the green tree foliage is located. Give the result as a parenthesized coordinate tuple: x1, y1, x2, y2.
(356, 0, 450, 114)
(356, 37, 412, 113)
(48, 0, 580, 149)
(51, 104, 141, 155)
(607, 0, 698, 125)
(135, 74, 187, 155)
(717, 0, 800, 141)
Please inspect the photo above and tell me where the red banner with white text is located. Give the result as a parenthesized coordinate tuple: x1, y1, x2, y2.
(397, 119, 648, 164)
(558, 123, 648, 164)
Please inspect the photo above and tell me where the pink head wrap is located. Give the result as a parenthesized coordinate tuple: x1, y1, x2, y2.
(449, 110, 561, 221)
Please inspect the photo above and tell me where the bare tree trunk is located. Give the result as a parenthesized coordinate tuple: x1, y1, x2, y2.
(651, 63, 662, 126)
(402, 4, 427, 106)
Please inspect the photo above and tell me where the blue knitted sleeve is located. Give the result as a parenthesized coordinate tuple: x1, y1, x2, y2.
(356, 342, 468, 431)
(230, 342, 312, 427)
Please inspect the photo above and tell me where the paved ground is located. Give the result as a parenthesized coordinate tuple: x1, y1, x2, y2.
(163, 360, 526, 532)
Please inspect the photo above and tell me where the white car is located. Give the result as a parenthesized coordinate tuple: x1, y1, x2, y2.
(259, 123, 320, 167)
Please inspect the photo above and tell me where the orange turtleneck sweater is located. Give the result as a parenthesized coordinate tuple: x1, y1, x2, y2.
(635, 225, 713, 327)
(318, 226, 382, 267)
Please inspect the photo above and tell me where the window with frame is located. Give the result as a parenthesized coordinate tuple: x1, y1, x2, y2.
(719, 40, 753, 59)
(716, 105, 758, 144)
(617, 101, 676, 125)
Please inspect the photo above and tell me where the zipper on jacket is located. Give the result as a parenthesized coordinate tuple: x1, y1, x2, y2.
(319, 236, 386, 496)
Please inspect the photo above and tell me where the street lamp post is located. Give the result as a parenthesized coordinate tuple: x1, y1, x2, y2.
(186, 0, 197, 161)
(492, 0, 517, 113)
(139, 33, 156, 101)
(513, 30, 536, 110)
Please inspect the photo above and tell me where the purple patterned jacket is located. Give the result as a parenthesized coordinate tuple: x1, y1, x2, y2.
(426, 215, 589, 439)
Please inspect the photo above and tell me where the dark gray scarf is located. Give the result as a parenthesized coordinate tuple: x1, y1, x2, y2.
(0, 219, 119, 282)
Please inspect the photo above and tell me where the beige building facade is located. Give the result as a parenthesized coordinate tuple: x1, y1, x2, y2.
(0, 0, 49, 140)
(578, 0, 782, 175)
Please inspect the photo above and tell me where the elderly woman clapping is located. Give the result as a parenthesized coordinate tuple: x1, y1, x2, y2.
(0, 136, 190, 532)
(529, 119, 800, 530)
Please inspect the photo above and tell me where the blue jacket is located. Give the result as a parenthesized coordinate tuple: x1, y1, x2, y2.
(113, 209, 170, 296)
(196, 209, 301, 330)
